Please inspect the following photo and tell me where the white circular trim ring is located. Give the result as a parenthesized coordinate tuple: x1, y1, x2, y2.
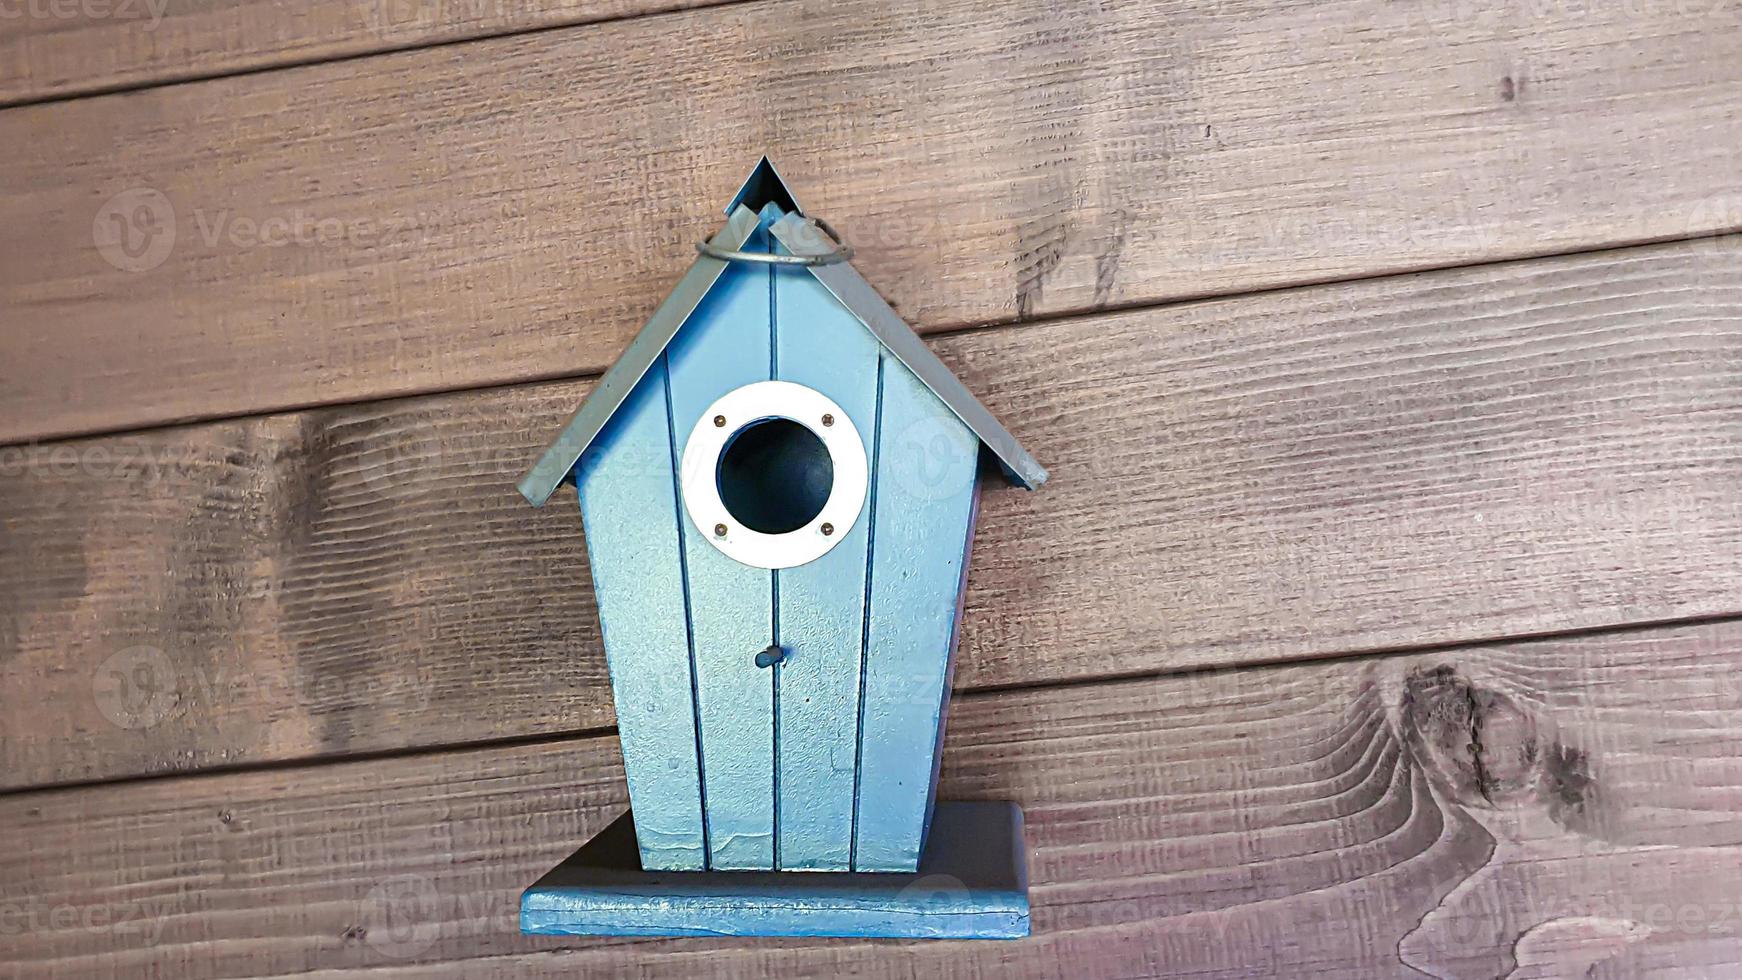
(680, 381, 869, 570)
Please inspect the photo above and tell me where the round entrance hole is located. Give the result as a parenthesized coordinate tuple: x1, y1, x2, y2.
(716, 417, 834, 535)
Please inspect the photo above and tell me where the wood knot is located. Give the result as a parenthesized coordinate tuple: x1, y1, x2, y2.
(1400, 664, 1587, 811)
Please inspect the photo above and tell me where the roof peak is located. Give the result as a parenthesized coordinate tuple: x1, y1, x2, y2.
(724, 156, 803, 216)
(517, 177, 1049, 508)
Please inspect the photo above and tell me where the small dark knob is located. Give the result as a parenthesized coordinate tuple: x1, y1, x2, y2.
(755, 645, 786, 669)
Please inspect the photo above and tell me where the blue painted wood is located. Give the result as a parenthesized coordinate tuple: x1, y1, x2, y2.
(769, 245, 880, 871)
(853, 359, 982, 872)
(573, 362, 706, 871)
(664, 221, 776, 871)
(921, 482, 980, 859)
(521, 801, 1029, 939)
(574, 202, 989, 878)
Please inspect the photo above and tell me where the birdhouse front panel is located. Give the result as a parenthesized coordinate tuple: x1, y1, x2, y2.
(572, 203, 983, 874)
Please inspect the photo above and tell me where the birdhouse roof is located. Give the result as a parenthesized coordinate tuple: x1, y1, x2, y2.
(518, 158, 1047, 507)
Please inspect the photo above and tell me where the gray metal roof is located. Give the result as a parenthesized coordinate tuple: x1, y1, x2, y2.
(516, 204, 761, 506)
(518, 162, 1046, 506)
(764, 211, 1046, 492)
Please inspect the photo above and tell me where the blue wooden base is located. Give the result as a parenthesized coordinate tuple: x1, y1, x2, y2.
(520, 801, 1029, 939)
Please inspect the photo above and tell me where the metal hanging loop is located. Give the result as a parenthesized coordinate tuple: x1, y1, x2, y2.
(698, 217, 853, 267)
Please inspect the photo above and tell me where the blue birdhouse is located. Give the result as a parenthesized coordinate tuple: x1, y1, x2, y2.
(516, 159, 1045, 939)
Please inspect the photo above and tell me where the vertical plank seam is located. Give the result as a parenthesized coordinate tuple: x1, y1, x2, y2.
(848, 352, 887, 872)
(660, 351, 711, 871)
(767, 226, 782, 871)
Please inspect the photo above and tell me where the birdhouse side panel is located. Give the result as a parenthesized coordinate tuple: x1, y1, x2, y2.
(854, 358, 982, 872)
(768, 256, 880, 871)
(573, 360, 706, 872)
(665, 239, 777, 871)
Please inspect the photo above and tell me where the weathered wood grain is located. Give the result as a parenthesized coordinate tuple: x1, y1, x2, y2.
(5, 621, 1742, 978)
(0, 0, 724, 107)
(2, 237, 1738, 790)
(4, 0, 1740, 443)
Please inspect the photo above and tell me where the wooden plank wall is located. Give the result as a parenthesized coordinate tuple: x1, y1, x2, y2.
(6, 0, 1741, 442)
(2, 0, 1740, 975)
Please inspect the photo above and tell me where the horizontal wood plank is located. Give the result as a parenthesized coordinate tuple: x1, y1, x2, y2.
(5, 622, 1742, 977)
(3, 0, 1741, 443)
(0, 0, 723, 107)
(2, 238, 1739, 789)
